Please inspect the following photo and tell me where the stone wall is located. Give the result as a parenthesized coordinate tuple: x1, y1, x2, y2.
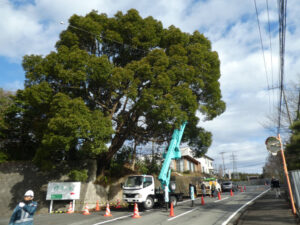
(0, 162, 124, 216)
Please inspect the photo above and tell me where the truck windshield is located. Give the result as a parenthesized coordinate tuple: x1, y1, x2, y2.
(124, 176, 143, 188)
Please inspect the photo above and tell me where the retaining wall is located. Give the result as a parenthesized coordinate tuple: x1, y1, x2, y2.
(0, 162, 124, 216)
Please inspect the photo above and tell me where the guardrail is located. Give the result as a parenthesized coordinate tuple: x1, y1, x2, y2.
(289, 170, 300, 215)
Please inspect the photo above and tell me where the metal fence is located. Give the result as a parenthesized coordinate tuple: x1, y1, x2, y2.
(289, 170, 300, 214)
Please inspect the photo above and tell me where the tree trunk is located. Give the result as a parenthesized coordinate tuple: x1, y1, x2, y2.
(131, 141, 137, 171)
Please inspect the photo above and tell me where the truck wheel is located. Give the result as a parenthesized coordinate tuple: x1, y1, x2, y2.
(143, 196, 154, 210)
(170, 196, 177, 208)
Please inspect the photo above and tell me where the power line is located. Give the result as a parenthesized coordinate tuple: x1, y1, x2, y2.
(266, 0, 276, 112)
(253, 0, 271, 112)
(277, 0, 287, 135)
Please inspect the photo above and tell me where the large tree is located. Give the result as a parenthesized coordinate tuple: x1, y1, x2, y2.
(1, 9, 225, 173)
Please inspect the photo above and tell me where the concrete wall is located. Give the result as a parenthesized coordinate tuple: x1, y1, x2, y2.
(0, 162, 124, 216)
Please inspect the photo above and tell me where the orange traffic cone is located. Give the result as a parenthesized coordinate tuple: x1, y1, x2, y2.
(95, 200, 100, 211)
(132, 203, 141, 218)
(169, 202, 174, 217)
(66, 201, 74, 214)
(240, 187, 243, 192)
(82, 204, 91, 215)
(244, 186, 246, 192)
(201, 195, 205, 205)
(104, 203, 112, 217)
(230, 189, 234, 197)
(218, 192, 221, 200)
(115, 199, 121, 209)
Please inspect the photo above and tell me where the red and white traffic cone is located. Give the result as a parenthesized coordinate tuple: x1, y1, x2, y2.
(95, 200, 100, 211)
(82, 204, 90, 215)
(201, 195, 205, 205)
(132, 203, 141, 218)
(104, 203, 112, 217)
(218, 192, 221, 200)
(230, 189, 234, 197)
(169, 202, 175, 217)
(66, 202, 74, 214)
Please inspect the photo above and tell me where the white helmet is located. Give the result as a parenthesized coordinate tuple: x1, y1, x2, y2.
(24, 190, 34, 197)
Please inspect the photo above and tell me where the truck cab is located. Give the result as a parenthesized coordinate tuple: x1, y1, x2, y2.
(123, 175, 155, 209)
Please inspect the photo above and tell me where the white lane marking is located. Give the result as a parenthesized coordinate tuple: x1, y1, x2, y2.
(168, 207, 199, 221)
(92, 214, 133, 225)
(214, 197, 229, 202)
(221, 188, 270, 225)
(177, 197, 201, 205)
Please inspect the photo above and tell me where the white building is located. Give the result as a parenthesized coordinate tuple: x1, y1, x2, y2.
(196, 155, 214, 175)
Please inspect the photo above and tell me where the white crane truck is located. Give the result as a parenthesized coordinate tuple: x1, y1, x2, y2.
(122, 122, 188, 209)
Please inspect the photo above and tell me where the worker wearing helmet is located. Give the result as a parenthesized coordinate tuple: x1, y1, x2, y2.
(9, 190, 38, 225)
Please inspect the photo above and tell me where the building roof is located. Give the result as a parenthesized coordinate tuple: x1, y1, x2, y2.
(181, 155, 201, 165)
(203, 155, 214, 161)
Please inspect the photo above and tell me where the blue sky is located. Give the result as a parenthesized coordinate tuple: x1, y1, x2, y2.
(1, 0, 299, 174)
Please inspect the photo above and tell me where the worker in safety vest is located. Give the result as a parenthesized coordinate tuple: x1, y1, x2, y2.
(9, 190, 37, 225)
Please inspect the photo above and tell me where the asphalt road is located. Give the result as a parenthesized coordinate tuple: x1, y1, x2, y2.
(0, 185, 269, 225)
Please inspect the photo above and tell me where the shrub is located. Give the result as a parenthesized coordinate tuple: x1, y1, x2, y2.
(68, 169, 88, 182)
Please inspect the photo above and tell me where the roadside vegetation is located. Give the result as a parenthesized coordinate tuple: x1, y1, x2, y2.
(0, 9, 226, 182)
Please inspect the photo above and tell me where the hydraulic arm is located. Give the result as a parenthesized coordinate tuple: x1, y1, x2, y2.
(158, 122, 187, 194)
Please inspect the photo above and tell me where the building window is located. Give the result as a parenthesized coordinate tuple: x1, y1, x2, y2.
(191, 163, 195, 172)
(176, 159, 184, 172)
(180, 159, 184, 172)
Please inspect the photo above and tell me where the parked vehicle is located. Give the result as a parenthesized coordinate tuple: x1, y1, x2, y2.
(221, 181, 238, 192)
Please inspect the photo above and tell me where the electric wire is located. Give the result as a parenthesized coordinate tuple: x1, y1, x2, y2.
(266, 0, 276, 113)
(277, 0, 287, 135)
(253, 0, 271, 113)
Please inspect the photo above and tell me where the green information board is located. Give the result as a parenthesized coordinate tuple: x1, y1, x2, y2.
(51, 194, 63, 200)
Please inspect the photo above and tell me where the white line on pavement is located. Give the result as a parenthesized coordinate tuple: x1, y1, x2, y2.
(92, 214, 133, 225)
(168, 207, 199, 221)
(221, 188, 270, 225)
(177, 197, 201, 205)
(214, 197, 229, 202)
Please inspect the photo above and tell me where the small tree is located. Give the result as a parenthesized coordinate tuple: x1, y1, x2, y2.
(285, 119, 300, 170)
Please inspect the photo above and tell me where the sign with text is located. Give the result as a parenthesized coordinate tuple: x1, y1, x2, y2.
(46, 182, 81, 200)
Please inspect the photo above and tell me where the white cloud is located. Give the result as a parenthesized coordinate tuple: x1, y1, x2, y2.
(3, 80, 24, 91)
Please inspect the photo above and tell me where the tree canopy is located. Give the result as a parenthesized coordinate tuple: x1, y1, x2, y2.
(1, 9, 225, 173)
(285, 119, 300, 170)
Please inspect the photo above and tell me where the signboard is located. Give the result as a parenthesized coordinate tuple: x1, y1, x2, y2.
(46, 182, 81, 200)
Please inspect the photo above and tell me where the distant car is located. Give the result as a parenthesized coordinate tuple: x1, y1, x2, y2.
(222, 181, 238, 192)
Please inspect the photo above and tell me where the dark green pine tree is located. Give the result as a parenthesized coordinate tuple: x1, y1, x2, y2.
(1, 9, 226, 173)
(285, 119, 300, 170)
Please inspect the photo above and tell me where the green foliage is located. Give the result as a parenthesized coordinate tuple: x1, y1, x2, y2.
(68, 169, 88, 182)
(0, 151, 8, 163)
(286, 119, 300, 170)
(0, 88, 13, 137)
(2, 9, 225, 173)
(135, 161, 149, 174)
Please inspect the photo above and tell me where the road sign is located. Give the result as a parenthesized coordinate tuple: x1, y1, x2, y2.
(46, 182, 81, 200)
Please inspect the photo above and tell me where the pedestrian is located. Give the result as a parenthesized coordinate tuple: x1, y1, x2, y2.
(9, 190, 37, 225)
(201, 182, 206, 197)
(271, 177, 281, 198)
(211, 183, 216, 197)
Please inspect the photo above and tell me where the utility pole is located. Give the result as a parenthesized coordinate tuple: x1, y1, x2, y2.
(230, 152, 238, 179)
(220, 152, 226, 178)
